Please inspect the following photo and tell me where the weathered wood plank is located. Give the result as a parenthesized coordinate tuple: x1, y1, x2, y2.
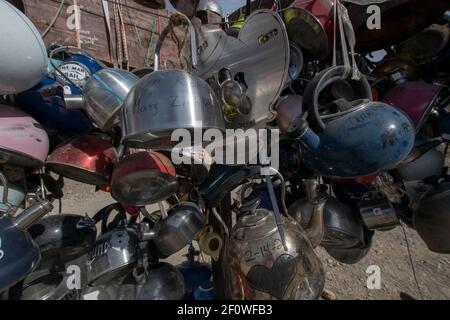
(21, 0, 187, 68)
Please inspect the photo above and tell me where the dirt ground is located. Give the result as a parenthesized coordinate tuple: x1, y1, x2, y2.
(55, 179, 450, 300)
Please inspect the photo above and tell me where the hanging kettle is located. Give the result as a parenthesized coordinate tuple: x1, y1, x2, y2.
(137, 262, 186, 300)
(283, 0, 335, 60)
(15, 47, 104, 135)
(121, 15, 225, 149)
(225, 201, 325, 300)
(149, 202, 206, 258)
(193, 9, 290, 128)
(64, 68, 139, 131)
(0, 105, 49, 168)
(413, 182, 450, 254)
(46, 135, 118, 186)
(287, 66, 415, 179)
(0, 0, 48, 95)
(289, 179, 365, 249)
(28, 214, 97, 270)
(110, 151, 178, 206)
(197, 0, 223, 16)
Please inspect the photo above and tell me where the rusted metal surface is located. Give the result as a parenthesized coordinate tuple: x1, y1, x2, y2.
(19, 0, 186, 68)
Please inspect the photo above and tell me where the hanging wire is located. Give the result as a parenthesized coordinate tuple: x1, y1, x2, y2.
(41, 0, 66, 38)
(123, 0, 143, 47)
(144, 17, 157, 67)
(401, 222, 425, 300)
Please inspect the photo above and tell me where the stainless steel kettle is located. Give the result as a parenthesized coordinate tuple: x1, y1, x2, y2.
(64, 68, 139, 131)
(121, 15, 225, 149)
(225, 204, 325, 300)
(193, 9, 290, 129)
(147, 202, 206, 258)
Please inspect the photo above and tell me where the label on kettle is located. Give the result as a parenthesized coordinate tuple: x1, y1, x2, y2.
(56, 62, 91, 86)
(88, 241, 110, 262)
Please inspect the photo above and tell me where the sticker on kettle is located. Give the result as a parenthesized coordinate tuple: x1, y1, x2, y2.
(88, 241, 110, 262)
(57, 62, 91, 86)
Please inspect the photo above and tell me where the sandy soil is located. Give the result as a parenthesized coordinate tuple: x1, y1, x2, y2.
(55, 179, 450, 300)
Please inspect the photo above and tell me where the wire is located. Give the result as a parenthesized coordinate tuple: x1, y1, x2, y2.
(401, 222, 425, 300)
(41, 0, 66, 38)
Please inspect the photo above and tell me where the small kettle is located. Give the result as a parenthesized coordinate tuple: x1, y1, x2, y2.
(288, 66, 415, 179)
(225, 198, 325, 300)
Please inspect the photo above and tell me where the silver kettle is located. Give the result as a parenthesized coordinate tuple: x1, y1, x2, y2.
(121, 14, 225, 149)
(225, 200, 325, 300)
(64, 68, 139, 131)
(145, 202, 206, 258)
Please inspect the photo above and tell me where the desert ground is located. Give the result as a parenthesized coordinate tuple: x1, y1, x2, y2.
(54, 179, 450, 300)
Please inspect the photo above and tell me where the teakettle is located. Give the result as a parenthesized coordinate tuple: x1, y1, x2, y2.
(225, 203, 325, 300)
(121, 15, 225, 148)
(193, 9, 290, 129)
(64, 68, 139, 131)
(15, 47, 104, 135)
(288, 66, 415, 178)
(28, 214, 97, 270)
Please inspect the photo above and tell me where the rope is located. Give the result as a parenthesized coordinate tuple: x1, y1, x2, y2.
(168, 12, 191, 70)
(144, 17, 157, 67)
(41, 0, 66, 38)
(117, 1, 130, 70)
(401, 222, 425, 300)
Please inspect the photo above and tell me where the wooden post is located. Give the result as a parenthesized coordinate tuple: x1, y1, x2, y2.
(73, 0, 81, 48)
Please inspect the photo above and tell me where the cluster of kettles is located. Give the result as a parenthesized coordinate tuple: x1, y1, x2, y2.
(0, 0, 449, 300)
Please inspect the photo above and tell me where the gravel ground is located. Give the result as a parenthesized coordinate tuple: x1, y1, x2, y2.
(55, 179, 450, 300)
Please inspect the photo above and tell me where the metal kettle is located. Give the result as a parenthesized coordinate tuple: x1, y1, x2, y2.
(288, 66, 415, 179)
(121, 15, 225, 149)
(0, 173, 53, 292)
(64, 68, 139, 131)
(225, 199, 325, 300)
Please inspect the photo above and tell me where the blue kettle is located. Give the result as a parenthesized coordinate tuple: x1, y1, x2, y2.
(288, 66, 415, 178)
(15, 47, 103, 135)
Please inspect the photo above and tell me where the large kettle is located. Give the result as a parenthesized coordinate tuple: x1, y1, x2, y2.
(64, 68, 139, 131)
(413, 182, 450, 253)
(193, 9, 290, 129)
(15, 47, 104, 135)
(121, 15, 225, 149)
(225, 203, 325, 300)
(287, 66, 415, 179)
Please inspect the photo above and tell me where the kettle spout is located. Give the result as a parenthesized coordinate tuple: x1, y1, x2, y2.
(287, 118, 321, 151)
(64, 94, 84, 110)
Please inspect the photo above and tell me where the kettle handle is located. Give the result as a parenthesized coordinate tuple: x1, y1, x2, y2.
(154, 14, 198, 71)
